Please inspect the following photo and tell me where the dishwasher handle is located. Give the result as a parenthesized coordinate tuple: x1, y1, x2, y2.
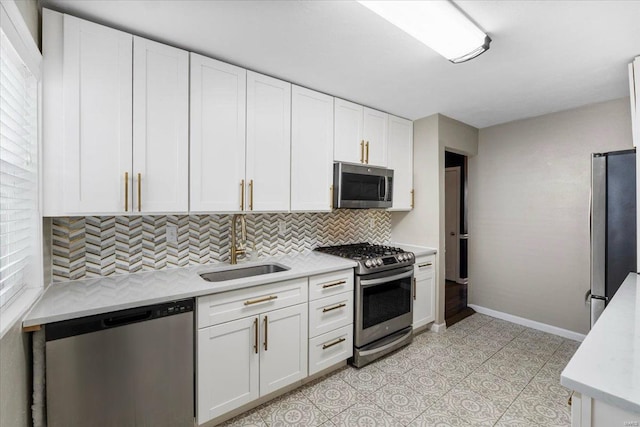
(103, 310, 152, 328)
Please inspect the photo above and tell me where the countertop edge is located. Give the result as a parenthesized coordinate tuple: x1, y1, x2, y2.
(559, 272, 640, 415)
(560, 375, 640, 414)
(390, 242, 437, 257)
(22, 254, 358, 327)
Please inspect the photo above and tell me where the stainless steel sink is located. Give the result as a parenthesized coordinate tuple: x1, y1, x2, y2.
(199, 263, 290, 282)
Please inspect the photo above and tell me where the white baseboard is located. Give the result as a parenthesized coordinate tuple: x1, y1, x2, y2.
(430, 322, 446, 333)
(468, 304, 586, 342)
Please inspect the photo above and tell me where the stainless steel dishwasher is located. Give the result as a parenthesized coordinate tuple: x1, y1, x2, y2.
(45, 299, 195, 427)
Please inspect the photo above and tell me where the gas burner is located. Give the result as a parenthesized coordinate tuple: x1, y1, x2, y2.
(315, 243, 415, 274)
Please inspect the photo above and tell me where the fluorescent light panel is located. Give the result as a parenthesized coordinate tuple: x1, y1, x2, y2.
(358, 0, 490, 63)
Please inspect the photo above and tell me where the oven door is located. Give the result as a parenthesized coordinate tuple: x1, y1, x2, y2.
(354, 266, 413, 348)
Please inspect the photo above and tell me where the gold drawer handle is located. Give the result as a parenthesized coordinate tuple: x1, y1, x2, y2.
(323, 337, 346, 350)
(322, 303, 346, 313)
(253, 317, 258, 354)
(360, 140, 365, 163)
(249, 179, 254, 211)
(365, 141, 369, 164)
(240, 179, 245, 211)
(330, 185, 334, 210)
(322, 280, 346, 289)
(137, 172, 142, 212)
(418, 262, 433, 268)
(244, 295, 278, 306)
(263, 315, 268, 351)
(124, 172, 129, 212)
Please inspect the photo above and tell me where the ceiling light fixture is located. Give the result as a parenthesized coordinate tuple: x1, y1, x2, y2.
(358, 0, 491, 64)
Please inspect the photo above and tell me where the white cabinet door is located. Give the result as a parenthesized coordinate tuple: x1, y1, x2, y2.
(388, 115, 414, 210)
(291, 85, 334, 212)
(362, 107, 388, 167)
(190, 53, 246, 213)
(133, 36, 189, 213)
(334, 98, 363, 164)
(260, 304, 308, 396)
(61, 15, 132, 214)
(246, 71, 291, 212)
(414, 256, 436, 328)
(197, 316, 259, 425)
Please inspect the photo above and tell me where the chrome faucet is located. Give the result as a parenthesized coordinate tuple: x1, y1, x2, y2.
(230, 214, 247, 264)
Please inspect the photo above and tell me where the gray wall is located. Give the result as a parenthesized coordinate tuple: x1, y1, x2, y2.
(468, 97, 633, 335)
(1, 2, 39, 426)
(392, 114, 478, 324)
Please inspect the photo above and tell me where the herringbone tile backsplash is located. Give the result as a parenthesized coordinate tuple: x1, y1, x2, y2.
(51, 210, 391, 282)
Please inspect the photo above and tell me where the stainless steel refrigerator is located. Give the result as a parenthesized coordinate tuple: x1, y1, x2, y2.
(590, 149, 636, 327)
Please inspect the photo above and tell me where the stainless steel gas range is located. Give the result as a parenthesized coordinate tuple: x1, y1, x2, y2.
(315, 243, 415, 367)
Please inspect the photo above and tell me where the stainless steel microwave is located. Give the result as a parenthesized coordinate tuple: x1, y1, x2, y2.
(333, 162, 393, 209)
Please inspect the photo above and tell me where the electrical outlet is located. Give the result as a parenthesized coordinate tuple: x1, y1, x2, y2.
(166, 224, 178, 244)
(278, 220, 287, 236)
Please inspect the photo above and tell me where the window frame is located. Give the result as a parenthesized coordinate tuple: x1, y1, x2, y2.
(0, 0, 43, 339)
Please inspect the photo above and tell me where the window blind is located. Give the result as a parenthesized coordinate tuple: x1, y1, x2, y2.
(0, 27, 38, 308)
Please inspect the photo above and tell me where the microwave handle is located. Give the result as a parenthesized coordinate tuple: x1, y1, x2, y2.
(379, 176, 388, 201)
(384, 176, 390, 202)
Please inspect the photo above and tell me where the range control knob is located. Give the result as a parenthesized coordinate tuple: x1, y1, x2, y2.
(365, 259, 373, 268)
(399, 254, 406, 261)
(376, 258, 383, 266)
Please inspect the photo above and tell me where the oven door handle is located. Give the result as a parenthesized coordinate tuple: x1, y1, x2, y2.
(360, 270, 414, 287)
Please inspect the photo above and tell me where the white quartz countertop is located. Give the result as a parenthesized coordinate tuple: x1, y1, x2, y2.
(561, 272, 640, 414)
(390, 242, 437, 257)
(23, 252, 357, 327)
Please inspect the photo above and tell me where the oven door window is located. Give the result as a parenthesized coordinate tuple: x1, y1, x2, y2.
(362, 275, 412, 330)
(342, 173, 384, 201)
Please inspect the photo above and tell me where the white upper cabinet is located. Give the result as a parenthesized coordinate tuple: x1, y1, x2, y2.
(48, 13, 133, 215)
(246, 71, 291, 212)
(190, 54, 246, 213)
(291, 86, 334, 212)
(362, 107, 388, 167)
(334, 98, 388, 167)
(43, 11, 189, 215)
(133, 37, 189, 213)
(387, 115, 414, 210)
(334, 98, 364, 164)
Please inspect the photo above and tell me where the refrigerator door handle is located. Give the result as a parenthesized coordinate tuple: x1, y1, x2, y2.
(591, 155, 607, 298)
(584, 290, 591, 306)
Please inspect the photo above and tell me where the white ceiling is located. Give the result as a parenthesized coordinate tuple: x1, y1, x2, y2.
(39, 0, 640, 128)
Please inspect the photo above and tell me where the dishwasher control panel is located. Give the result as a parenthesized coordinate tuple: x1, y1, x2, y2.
(156, 300, 194, 318)
(46, 298, 195, 342)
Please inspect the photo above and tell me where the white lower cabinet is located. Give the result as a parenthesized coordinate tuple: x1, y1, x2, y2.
(413, 255, 436, 329)
(307, 269, 354, 376)
(197, 302, 307, 425)
(197, 270, 355, 425)
(197, 316, 259, 422)
(259, 305, 308, 395)
(570, 392, 640, 426)
(308, 325, 353, 375)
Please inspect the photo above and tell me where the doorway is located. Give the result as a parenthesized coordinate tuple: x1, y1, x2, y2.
(444, 151, 474, 325)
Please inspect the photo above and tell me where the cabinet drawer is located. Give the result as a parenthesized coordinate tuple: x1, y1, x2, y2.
(309, 292, 353, 338)
(308, 269, 354, 301)
(308, 325, 353, 376)
(198, 278, 308, 328)
(415, 255, 435, 277)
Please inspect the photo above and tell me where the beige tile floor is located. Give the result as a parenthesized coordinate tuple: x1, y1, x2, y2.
(219, 313, 579, 426)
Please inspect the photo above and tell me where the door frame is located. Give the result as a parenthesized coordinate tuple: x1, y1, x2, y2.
(444, 166, 461, 283)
